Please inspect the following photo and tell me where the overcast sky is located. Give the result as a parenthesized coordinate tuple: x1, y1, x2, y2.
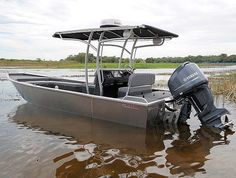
(1, 0, 236, 60)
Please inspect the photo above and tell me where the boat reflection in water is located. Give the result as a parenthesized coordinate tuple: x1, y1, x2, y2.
(11, 103, 234, 177)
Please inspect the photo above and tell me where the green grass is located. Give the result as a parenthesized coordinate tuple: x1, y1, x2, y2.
(0, 60, 180, 69)
(102, 62, 180, 69)
(0, 59, 234, 69)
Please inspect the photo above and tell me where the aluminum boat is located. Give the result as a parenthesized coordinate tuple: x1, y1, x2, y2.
(9, 20, 231, 129)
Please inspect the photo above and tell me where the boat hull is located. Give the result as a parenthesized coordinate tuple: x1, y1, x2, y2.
(9, 76, 166, 128)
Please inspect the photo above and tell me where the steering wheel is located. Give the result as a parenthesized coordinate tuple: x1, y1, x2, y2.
(119, 70, 130, 77)
(127, 66, 135, 74)
(118, 67, 135, 77)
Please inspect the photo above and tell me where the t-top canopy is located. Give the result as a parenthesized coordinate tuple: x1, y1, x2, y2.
(53, 24, 178, 41)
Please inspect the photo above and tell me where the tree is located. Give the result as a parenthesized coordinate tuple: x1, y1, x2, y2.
(65, 53, 95, 63)
(146, 57, 155, 63)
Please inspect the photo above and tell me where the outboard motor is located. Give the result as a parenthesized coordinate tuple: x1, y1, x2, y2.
(168, 62, 230, 129)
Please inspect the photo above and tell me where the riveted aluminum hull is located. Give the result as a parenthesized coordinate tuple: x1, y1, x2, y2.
(9, 73, 166, 128)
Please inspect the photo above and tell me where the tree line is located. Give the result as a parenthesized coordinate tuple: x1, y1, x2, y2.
(64, 53, 133, 63)
(63, 53, 236, 63)
(146, 54, 236, 63)
(1, 53, 236, 63)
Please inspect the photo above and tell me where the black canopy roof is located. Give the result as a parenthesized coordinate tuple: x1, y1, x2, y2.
(53, 24, 178, 41)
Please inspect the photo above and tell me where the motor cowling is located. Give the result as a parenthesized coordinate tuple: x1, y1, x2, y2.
(168, 62, 230, 129)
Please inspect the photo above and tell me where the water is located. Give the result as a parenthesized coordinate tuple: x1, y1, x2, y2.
(0, 68, 236, 178)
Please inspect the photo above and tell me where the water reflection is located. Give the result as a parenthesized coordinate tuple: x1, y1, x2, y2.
(11, 103, 234, 177)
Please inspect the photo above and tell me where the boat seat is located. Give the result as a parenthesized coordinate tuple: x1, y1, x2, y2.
(118, 73, 155, 97)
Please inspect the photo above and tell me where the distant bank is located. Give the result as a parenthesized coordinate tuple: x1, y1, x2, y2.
(0, 59, 235, 69)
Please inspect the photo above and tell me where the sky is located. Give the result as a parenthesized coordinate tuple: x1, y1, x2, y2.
(0, 0, 236, 60)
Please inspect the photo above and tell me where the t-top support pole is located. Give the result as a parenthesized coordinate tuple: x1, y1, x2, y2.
(130, 38, 138, 68)
(85, 31, 94, 94)
(119, 38, 128, 69)
(96, 32, 105, 96)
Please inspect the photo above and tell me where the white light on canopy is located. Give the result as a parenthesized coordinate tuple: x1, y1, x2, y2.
(123, 29, 132, 38)
(153, 37, 164, 46)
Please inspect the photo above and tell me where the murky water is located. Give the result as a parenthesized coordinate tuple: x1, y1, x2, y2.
(1, 68, 236, 178)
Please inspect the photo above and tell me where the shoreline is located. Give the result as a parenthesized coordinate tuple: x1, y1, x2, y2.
(1, 61, 236, 69)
